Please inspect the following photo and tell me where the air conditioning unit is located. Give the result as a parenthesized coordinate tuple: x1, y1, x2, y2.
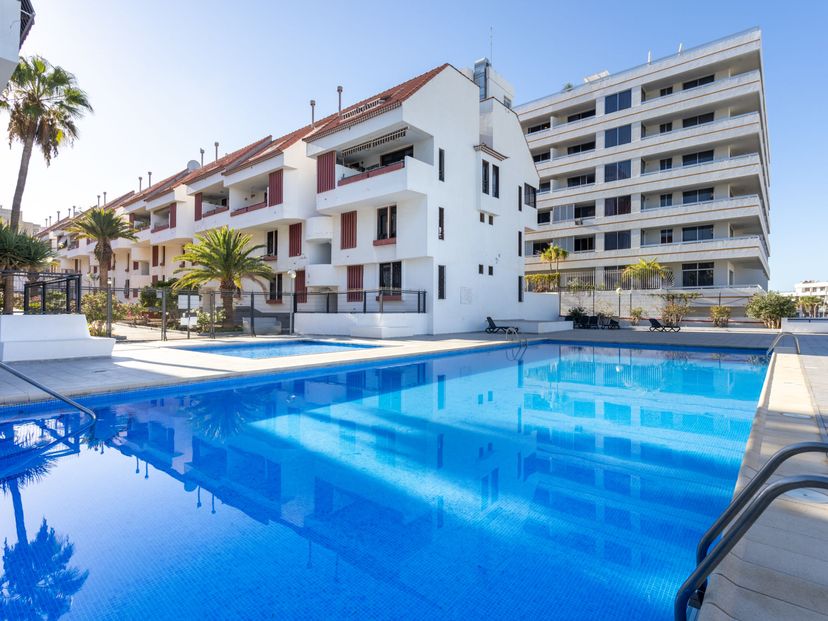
(574, 218, 584, 225)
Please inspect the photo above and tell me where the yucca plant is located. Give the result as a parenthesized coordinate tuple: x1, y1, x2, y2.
(67, 207, 136, 288)
(622, 258, 671, 290)
(540, 244, 569, 292)
(173, 226, 273, 327)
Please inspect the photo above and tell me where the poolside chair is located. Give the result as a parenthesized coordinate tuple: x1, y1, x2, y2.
(587, 316, 599, 329)
(603, 317, 620, 330)
(574, 316, 590, 329)
(485, 317, 519, 334)
(648, 318, 681, 333)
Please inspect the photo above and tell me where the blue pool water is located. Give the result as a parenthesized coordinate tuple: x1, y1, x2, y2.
(179, 338, 378, 359)
(0, 342, 768, 620)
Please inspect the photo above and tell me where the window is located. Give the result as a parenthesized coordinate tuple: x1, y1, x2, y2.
(682, 74, 714, 90)
(518, 276, 524, 302)
(538, 181, 550, 194)
(660, 229, 673, 244)
(660, 158, 673, 171)
(480, 212, 485, 223)
(533, 152, 551, 163)
(660, 86, 673, 97)
(567, 173, 595, 187)
(682, 262, 714, 287)
(567, 140, 595, 155)
(478, 264, 484, 274)
(482, 161, 490, 194)
(492, 165, 500, 198)
(682, 225, 714, 242)
(377, 205, 397, 240)
(567, 109, 595, 123)
(524, 184, 537, 208)
(438, 148, 445, 181)
(682, 112, 715, 128)
(347, 265, 364, 302)
(682, 188, 714, 204)
(527, 121, 550, 134)
(659, 122, 673, 134)
(604, 89, 632, 114)
(604, 125, 631, 148)
(488, 266, 493, 276)
(604, 160, 631, 182)
(574, 236, 595, 252)
(380, 145, 413, 167)
(604, 195, 631, 216)
(532, 242, 547, 255)
(574, 203, 596, 219)
(438, 207, 445, 240)
(683, 150, 714, 166)
(438, 265, 446, 300)
(518, 231, 523, 256)
(604, 230, 631, 251)
(340, 211, 357, 249)
(517, 185, 522, 211)
(269, 274, 283, 301)
(266, 230, 278, 256)
(660, 193, 673, 207)
(379, 261, 402, 290)
(537, 210, 550, 224)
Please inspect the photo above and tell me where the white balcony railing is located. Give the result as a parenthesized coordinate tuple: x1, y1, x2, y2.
(640, 111, 760, 141)
(640, 153, 759, 177)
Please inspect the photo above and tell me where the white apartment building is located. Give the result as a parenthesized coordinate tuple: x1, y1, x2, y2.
(43, 61, 559, 336)
(0, 0, 33, 87)
(516, 29, 770, 295)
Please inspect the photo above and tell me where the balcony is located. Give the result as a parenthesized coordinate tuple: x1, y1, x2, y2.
(306, 264, 338, 288)
(305, 216, 333, 242)
(317, 156, 431, 212)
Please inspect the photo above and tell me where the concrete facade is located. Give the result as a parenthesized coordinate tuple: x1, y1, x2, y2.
(515, 29, 770, 299)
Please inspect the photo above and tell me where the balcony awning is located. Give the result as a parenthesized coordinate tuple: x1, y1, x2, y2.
(341, 128, 408, 158)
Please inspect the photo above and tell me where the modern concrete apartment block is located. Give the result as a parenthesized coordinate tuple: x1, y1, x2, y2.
(516, 29, 770, 301)
(0, 0, 34, 87)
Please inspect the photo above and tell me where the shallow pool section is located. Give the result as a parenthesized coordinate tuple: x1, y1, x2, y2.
(0, 343, 768, 620)
(179, 338, 378, 359)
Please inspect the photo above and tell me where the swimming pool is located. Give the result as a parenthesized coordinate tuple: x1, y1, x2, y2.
(179, 338, 378, 359)
(0, 342, 767, 620)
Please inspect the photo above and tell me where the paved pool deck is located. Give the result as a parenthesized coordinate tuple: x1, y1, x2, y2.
(2, 328, 828, 621)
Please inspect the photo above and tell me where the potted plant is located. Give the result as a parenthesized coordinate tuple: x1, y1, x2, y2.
(629, 307, 644, 326)
(710, 305, 731, 327)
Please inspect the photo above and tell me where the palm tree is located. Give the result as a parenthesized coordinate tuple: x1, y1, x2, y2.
(67, 207, 136, 288)
(1, 56, 93, 234)
(798, 295, 823, 318)
(540, 244, 569, 292)
(17, 234, 56, 281)
(0, 223, 55, 310)
(622, 258, 671, 290)
(173, 226, 273, 327)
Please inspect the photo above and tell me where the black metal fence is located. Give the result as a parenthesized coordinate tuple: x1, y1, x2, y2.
(1, 271, 426, 342)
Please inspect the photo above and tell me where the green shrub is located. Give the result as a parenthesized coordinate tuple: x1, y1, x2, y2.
(629, 307, 644, 325)
(710, 305, 731, 327)
(196, 308, 226, 332)
(81, 291, 127, 324)
(746, 292, 797, 329)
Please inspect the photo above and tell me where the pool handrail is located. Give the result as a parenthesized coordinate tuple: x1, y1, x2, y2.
(676, 473, 828, 621)
(766, 331, 800, 356)
(0, 361, 97, 421)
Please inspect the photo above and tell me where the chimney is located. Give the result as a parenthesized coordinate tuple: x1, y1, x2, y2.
(337, 86, 343, 115)
(103, 191, 107, 206)
(138, 176, 143, 191)
(57, 209, 61, 221)
(310, 99, 316, 126)
(72, 205, 76, 216)
(48, 216, 52, 226)
(97, 195, 100, 208)
(200, 148, 205, 166)
(214, 141, 219, 161)
(147, 171, 152, 187)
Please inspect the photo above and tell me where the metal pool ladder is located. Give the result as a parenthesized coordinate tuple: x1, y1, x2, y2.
(0, 361, 97, 422)
(506, 332, 528, 361)
(766, 331, 801, 356)
(674, 441, 828, 621)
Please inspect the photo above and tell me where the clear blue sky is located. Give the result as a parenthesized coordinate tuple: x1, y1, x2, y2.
(1, 0, 825, 290)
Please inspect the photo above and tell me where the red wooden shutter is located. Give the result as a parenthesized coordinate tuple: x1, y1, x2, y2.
(169, 203, 177, 228)
(268, 170, 283, 206)
(133, 261, 138, 271)
(289, 223, 302, 257)
(295, 270, 307, 303)
(317, 151, 336, 193)
(129, 214, 135, 225)
(152, 246, 158, 267)
(347, 265, 364, 302)
(194, 193, 203, 221)
(341, 211, 357, 249)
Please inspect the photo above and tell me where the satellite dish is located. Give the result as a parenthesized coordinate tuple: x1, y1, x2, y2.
(186, 160, 201, 172)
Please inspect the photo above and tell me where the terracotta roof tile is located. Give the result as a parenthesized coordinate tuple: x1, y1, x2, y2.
(177, 135, 273, 187)
(121, 169, 190, 208)
(223, 123, 332, 174)
(304, 64, 450, 143)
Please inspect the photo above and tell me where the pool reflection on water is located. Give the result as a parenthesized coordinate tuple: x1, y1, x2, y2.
(0, 343, 767, 620)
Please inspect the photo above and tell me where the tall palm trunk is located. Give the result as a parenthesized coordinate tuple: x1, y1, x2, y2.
(9, 478, 28, 545)
(98, 247, 112, 290)
(220, 281, 234, 328)
(3, 132, 35, 315)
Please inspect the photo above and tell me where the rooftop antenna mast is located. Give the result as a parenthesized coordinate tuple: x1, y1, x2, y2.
(489, 26, 493, 63)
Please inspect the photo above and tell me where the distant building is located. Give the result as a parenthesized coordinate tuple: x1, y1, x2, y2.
(0, 0, 34, 87)
(0, 206, 40, 235)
